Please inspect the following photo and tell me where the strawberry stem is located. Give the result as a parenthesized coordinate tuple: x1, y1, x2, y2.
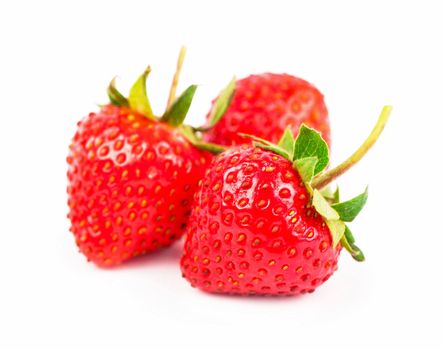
(311, 105, 392, 190)
(166, 46, 187, 110)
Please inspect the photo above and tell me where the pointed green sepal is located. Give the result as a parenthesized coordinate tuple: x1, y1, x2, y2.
(334, 186, 340, 203)
(320, 186, 334, 199)
(312, 189, 340, 221)
(312, 189, 346, 248)
(240, 133, 291, 159)
(179, 125, 226, 154)
(332, 187, 368, 222)
(161, 85, 197, 127)
(278, 128, 296, 159)
(340, 226, 365, 261)
(320, 185, 340, 204)
(252, 142, 289, 159)
(253, 143, 290, 159)
(107, 77, 128, 107)
(293, 157, 318, 186)
(179, 124, 199, 143)
(193, 141, 226, 154)
(128, 66, 155, 120)
(344, 224, 356, 244)
(208, 77, 236, 127)
(293, 124, 329, 175)
(326, 219, 346, 248)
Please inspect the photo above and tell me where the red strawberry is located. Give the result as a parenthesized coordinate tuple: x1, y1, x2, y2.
(181, 106, 391, 295)
(67, 52, 223, 267)
(203, 73, 330, 147)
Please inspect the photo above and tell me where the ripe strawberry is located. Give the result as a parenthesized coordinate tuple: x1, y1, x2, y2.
(181, 106, 391, 295)
(203, 73, 330, 147)
(67, 54, 223, 267)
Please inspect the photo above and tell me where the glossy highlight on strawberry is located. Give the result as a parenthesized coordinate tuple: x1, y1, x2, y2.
(181, 147, 339, 295)
(67, 105, 211, 266)
(204, 73, 330, 146)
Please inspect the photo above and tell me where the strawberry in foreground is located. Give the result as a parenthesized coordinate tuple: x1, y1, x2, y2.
(181, 106, 391, 295)
(67, 50, 223, 267)
(202, 73, 330, 147)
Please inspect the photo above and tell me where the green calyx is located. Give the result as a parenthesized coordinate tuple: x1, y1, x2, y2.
(246, 106, 392, 262)
(105, 48, 225, 154)
(179, 125, 226, 154)
(107, 78, 129, 107)
(128, 66, 154, 120)
(161, 85, 197, 127)
(194, 77, 236, 132)
(207, 77, 236, 127)
(107, 66, 193, 125)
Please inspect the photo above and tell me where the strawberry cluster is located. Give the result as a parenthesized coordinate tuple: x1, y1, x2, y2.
(67, 49, 390, 296)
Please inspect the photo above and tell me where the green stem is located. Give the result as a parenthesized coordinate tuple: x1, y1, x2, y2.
(166, 46, 187, 109)
(311, 105, 392, 190)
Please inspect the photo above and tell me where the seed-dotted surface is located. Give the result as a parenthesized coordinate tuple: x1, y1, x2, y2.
(67, 105, 212, 266)
(204, 73, 330, 146)
(181, 147, 340, 295)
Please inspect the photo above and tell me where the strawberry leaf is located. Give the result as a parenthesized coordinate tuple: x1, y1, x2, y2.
(293, 157, 317, 186)
(312, 189, 340, 221)
(340, 225, 365, 261)
(161, 85, 197, 127)
(128, 66, 155, 120)
(293, 125, 329, 175)
(326, 219, 346, 248)
(332, 187, 368, 222)
(208, 77, 236, 127)
(278, 128, 295, 159)
(107, 77, 128, 107)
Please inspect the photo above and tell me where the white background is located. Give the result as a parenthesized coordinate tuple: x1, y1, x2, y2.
(1, 1, 442, 349)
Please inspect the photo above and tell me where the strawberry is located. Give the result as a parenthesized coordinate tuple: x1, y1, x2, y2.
(67, 50, 223, 267)
(181, 106, 391, 295)
(203, 73, 330, 147)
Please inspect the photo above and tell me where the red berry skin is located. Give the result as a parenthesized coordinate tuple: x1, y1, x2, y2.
(180, 147, 340, 295)
(67, 105, 212, 267)
(204, 73, 330, 146)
